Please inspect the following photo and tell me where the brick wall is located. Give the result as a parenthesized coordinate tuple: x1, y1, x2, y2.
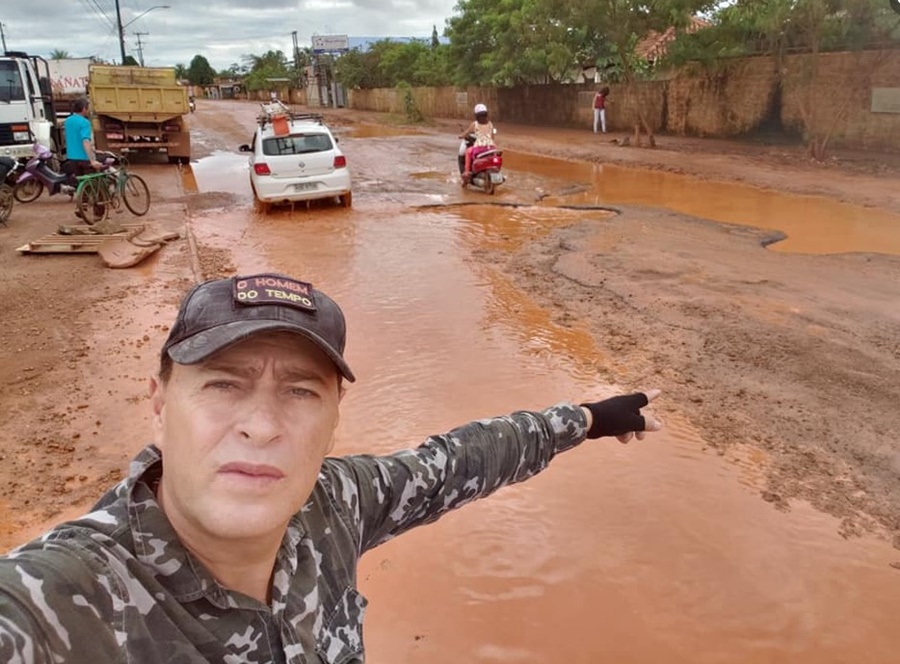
(344, 50, 900, 151)
(781, 50, 900, 150)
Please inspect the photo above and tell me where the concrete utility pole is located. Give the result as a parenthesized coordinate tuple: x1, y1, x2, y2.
(134, 32, 149, 67)
(115, 0, 127, 64)
(0, 22, 8, 53)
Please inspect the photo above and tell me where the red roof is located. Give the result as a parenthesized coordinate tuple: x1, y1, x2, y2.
(635, 17, 711, 61)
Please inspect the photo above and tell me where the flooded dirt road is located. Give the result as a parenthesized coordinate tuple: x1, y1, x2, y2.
(1, 98, 899, 662)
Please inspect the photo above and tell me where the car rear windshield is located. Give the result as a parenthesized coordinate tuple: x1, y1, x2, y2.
(262, 133, 333, 156)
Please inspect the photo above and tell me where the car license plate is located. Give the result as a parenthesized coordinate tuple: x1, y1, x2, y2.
(293, 182, 317, 192)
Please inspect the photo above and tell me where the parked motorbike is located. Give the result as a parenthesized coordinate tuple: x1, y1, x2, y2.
(15, 142, 75, 203)
(0, 156, 21, 224)
(189, 97, 196, 113)
(458, 133, 505, 195)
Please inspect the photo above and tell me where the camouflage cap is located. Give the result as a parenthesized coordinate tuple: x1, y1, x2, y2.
(162, 273, 355, 381)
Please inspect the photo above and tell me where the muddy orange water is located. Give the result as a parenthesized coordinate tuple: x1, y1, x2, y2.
(504, 152, 900, 256)
(184, 149, 900, 662)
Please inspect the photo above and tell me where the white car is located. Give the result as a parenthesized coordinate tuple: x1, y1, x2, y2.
(240, 109, 352, 209)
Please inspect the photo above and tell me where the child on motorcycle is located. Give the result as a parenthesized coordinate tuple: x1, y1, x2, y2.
(459, 103, 496, 184)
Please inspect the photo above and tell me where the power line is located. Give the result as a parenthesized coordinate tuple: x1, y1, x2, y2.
(78, 0, 118, 33)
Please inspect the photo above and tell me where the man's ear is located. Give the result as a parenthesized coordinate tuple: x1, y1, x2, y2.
(149, 375, 166, 439)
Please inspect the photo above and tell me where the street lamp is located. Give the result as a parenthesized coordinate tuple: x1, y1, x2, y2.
(115, 2, 171, 65)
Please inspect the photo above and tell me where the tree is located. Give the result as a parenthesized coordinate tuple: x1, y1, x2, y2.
(564, 0, 718, 146)
(333, 40, 451, 90)
(187, 54, 217, 85)
(445, 0, 620, 85)
(123, 55, 139, 67)
(335, 48, 383, 89)
(241, 50, 293, 91)
(49, 50, 70, 60)
(173, 63, 188, 80)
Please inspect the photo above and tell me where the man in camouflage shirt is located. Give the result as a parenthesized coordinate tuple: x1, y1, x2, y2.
(0, 273, 661, 663)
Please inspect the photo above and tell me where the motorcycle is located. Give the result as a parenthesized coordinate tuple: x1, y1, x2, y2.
(458, 133, 505, 195)
(14, 142, 75, 203)
(0, 156, 21, 224)
(189, 97, 196, 113)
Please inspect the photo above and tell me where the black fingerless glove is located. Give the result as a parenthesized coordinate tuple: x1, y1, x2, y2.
(581, 393, 649, 439)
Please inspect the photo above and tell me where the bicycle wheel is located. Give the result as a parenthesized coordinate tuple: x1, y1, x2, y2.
(75, 178, 110, 224)
(14, 179, 43, 203)
(122, 173, 150, 216)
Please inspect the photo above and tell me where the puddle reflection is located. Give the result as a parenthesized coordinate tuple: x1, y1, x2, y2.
(189, 150, 250, 194)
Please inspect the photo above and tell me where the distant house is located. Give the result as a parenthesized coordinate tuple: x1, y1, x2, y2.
(202, 78, 242, 100)
(635, 16, 711, 66)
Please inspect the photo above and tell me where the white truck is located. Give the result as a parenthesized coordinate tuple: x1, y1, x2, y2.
(47, 57, 92, 119)
(0, 51, 58, 159)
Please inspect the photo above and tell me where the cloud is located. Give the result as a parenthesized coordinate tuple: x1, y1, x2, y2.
(1, 0, 457, 70)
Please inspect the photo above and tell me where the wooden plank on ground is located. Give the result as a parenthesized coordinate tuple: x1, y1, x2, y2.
(16, 225, 146, 254)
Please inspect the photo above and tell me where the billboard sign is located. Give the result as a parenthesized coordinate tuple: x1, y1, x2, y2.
(312, 34, 350, 53)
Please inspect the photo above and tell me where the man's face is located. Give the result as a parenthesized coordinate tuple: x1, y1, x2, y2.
(149, 331, 343, 544)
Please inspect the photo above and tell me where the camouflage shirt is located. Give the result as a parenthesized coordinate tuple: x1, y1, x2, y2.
(0, 403, 587, 663)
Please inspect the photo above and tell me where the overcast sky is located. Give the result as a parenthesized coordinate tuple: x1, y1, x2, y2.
(1, 0, 458, 71)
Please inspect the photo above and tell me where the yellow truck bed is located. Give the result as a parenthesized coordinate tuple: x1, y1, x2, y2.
(88, 65, 177, 87)
(89, 84, 188, 121)
(86, 65, 191, 162)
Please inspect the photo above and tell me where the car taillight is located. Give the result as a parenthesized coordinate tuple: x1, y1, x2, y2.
(492, 155, 502, 166)
(333, 155, 346, 169)
(254, 163, 271, 176)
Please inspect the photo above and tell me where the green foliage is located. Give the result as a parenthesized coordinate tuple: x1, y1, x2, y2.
(664, 0, 900, 68)
(173, 63, 187, 80)
(49, 50, 70, 60)
(397, 81, 424, 122)
(565, 0, 718, 82)
(187, 54, 216, 85)
(334, 40, 452, 89)
(241, 50, 295, 91)
(218, 62, 247, 79)
(446, 0, 585, 85)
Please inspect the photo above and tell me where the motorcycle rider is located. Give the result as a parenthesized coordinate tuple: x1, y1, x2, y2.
(458, 103, 496, 184)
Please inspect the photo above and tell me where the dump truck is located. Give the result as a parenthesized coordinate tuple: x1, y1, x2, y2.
(88, 64, 191, 164)
(0, 51, 58, 159)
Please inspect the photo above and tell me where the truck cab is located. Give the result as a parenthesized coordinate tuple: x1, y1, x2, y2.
(0, 51, 58, 159)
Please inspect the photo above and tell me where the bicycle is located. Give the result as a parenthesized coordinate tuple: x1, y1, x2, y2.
(73, 152, 151, 224)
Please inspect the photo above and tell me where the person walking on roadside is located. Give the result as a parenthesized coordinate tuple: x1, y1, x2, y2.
(63, 96, 102, 189)
(0, 272, 662, 662)
(593, 86, 610, 134)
